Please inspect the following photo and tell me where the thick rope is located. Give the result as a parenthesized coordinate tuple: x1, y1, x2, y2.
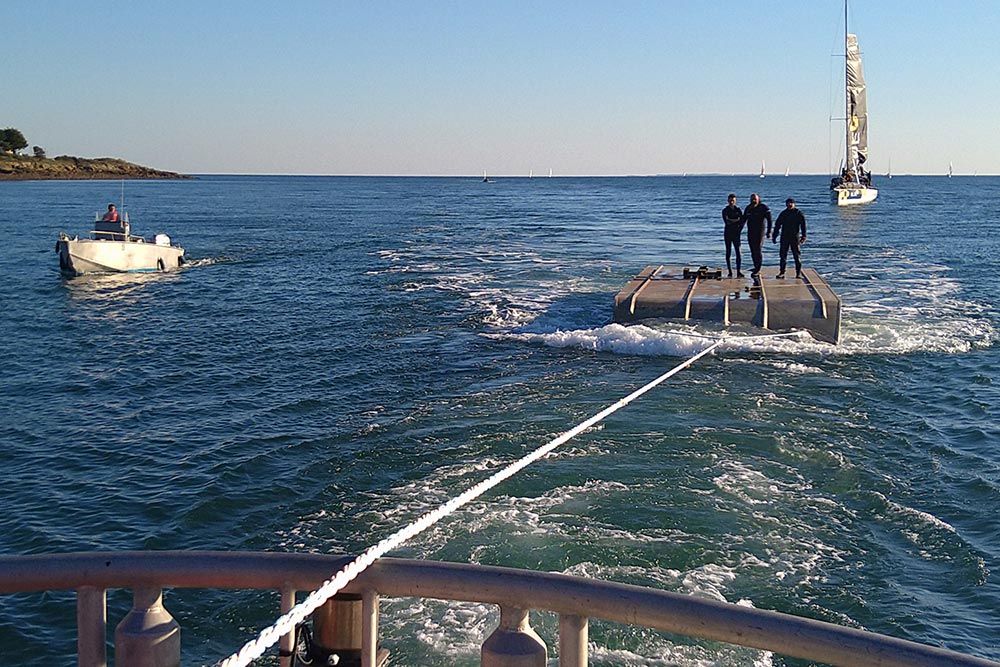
(218, 339, 724, 666)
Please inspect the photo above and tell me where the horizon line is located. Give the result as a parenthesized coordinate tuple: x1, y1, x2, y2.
(178, 172, 995, 178)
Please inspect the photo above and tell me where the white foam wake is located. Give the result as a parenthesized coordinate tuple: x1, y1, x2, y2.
(493, 316, 998, 357)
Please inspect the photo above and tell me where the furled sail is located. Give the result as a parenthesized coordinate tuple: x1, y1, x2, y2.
(846, 34, 868, 168)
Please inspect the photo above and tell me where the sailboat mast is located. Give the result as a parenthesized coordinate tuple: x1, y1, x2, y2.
(844, 0, 851, 175)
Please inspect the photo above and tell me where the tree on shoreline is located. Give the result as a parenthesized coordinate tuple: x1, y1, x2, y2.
(1, 128, 29, 155)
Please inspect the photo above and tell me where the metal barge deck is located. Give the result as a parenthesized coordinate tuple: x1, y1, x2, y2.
(613, 265, 842, 344)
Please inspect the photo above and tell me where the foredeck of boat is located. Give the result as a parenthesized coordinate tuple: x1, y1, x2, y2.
(613, 265, 841, 344)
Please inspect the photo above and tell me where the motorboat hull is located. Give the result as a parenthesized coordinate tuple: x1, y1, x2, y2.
(832, 185, 878, 206)
(56, 237, 185, 276)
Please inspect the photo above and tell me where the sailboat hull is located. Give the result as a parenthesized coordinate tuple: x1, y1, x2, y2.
(832, 185, 878, 206)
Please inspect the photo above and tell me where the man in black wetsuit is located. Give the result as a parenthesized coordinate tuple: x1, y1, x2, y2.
(722, 193, 744, 278)
(741, 193, 772, 277)
(772, 197, 807, 279)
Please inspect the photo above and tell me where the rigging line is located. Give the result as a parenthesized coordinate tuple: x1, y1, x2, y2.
(217, 339, 725, 667)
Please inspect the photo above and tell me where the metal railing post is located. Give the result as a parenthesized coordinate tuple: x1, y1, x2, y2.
(114, 587, 180, 667)
(279, 585, 296, 667)
(481, 605, 547, 667)
(558, 614, 587, 667)
(361, 589, 378, 667)
(77, 585, 107, 667)
(313, 593, 362, 664)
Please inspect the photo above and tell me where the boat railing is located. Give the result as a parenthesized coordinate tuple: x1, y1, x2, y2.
(89, 230, 148, 243)
(91, 219, 133, 241)
(1, 551, 996, 667)
(90, 212, 144, 242)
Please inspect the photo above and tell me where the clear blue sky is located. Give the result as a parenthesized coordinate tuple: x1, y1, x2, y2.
(7, 1, 999, 176)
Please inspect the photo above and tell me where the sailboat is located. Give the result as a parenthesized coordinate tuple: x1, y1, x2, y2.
(948, 162, 953, 178)
(830, 2, 878, 205)
(759, 161, 766, 179)
(887, 158, 892, 179)
(784, 166, 790, 177)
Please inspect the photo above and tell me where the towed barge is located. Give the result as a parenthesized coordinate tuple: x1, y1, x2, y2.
(614, 265, 842, 344)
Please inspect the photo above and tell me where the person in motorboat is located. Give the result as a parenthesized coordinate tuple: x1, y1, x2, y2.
(772, 198, 807, 279)
(102, 204, 118, 222)
(741, 193, 772, 278)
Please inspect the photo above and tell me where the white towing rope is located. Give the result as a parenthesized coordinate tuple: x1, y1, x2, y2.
(218, 339, 724, 667)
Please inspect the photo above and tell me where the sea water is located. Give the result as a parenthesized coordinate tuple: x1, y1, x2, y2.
(0, 175, 998, 665)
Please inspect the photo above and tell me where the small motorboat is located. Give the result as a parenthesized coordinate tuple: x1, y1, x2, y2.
(56, 210, 185, 276)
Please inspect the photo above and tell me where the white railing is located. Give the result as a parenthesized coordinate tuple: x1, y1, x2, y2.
(1, 551, 997, 667)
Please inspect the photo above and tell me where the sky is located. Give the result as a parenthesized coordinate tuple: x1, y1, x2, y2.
(6, 1, 1000, 176)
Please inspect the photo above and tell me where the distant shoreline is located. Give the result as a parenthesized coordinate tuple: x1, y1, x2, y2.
(0, 155, 190, 181)
(3, 160, 988, 180)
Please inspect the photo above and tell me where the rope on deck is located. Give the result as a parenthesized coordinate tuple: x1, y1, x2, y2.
(218, 340, 726, 667)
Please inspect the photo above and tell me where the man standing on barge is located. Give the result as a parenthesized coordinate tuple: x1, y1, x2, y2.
(722, 193, 744, 278)
(742, 193, 771, 277)
(772, 197, 807, 279)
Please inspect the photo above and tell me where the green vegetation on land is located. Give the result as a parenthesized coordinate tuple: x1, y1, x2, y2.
(0, 154, 190, 180)
(0, 126, 189, 180)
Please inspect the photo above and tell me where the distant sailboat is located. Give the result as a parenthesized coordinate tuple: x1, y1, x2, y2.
(887, 158, 892, 179)
(482, 170, 493, 183)
(759, 161, 766, 178)
(830, 1, 878, 205)
(948, 162, 953, 178)
(529, 169, 533, 179)
(784, 166, 790, 177)
(548, 168, 553, 178)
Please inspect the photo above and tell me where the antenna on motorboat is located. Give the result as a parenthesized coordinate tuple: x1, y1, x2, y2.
(119, 179, 130, 236)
